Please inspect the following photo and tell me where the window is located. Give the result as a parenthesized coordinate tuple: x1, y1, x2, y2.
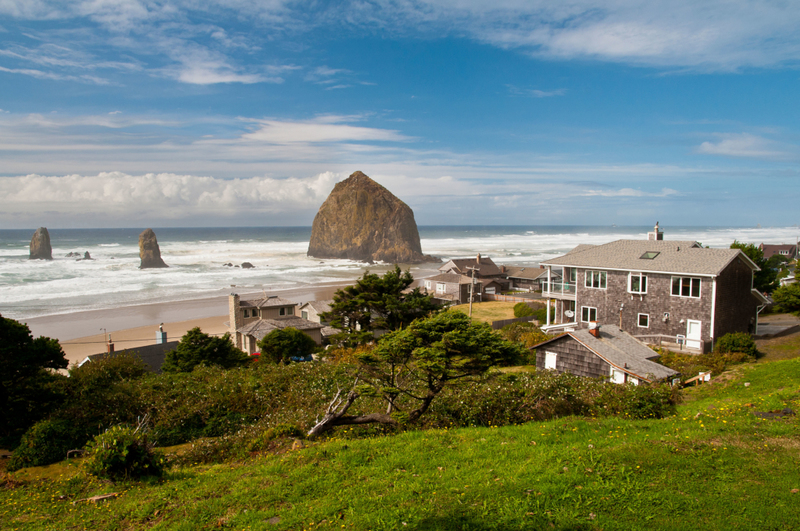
(243, 309, 249, 318)
(671, 276, 701, 298)
(780, 250, 790, 255)
(585, 270, 607, 289)
(251, 309, 258, 318)
(279, 307, 286, 316)
(581, 306, 597, 322)
(569, 268, 577, 283)
(301, 311, 308, 319)
(545, 351, 557, 370)
(640, 251, 660, 259)
(629, 272, 647, 294)
(638, 313, 649, 328)
(287, 306, 294, 315)
(436, 282, 446, 294)
(424, 280, 432, 289)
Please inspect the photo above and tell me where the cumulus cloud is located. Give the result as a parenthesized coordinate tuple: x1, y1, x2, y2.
(0, 171, 341, 219)
(696, 133, 794, 160)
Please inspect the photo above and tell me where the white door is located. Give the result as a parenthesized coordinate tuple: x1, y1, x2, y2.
(545, 351, 557, 370)
(686, 320, 702, 349)
(611, 368, 626, 384)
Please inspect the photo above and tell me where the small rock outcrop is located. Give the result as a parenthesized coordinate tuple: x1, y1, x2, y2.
(139, 228, 168, 269)
(307, 171, 438, 264)
(241, 262, 255, 269)
(29, 227, 53, 260)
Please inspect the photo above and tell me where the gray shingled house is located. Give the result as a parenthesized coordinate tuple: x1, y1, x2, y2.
(228, 294, 324, 354)
(531, 324, 678, 384)
(423, 273, 482, 304)
(504, 266, 549, 291)
(540, 224, 769, 352)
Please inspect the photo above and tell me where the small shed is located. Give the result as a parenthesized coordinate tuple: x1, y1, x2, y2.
(531, 325, 678, 384)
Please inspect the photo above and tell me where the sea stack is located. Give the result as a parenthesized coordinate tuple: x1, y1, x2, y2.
(308, 171, 438, 264)
(139, 228, 168, 269)
(29, 227, 53, 260)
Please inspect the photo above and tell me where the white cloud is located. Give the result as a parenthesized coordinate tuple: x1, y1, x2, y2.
(507, 85, 566, 98)
(582, 187, 680, 198)
(696, 133, 793, 160)
(0, 65, 112, 84)
(239, 116, 410, 144)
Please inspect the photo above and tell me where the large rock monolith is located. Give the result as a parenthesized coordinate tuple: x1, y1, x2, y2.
(307, 171, 438, 264)
(139, 228, 168, 269)
(29, 227, 53, 260)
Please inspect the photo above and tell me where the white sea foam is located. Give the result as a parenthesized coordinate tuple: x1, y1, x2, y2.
(1, 225, 797, 320)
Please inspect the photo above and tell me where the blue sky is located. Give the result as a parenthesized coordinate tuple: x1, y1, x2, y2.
(0, 0, 799, 228)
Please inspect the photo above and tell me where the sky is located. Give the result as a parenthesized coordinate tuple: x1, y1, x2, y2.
(0, 0, 799, 228)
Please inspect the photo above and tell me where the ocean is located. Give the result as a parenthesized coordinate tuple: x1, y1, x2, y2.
(1, 225, 797, 321)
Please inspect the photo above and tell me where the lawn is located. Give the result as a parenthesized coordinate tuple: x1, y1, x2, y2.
(451, 301, 517, 323)
(756, 330, 800, 362)
(2, 358, 799, 530)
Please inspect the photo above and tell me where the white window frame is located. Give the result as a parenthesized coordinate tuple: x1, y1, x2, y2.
(628, 272, 647, 294)
(585, 270, 607, 289)
(424, 280, 432, 289)
(436, 282, 446, 294)
(671, 276, 701, 298)
(301, 310, 308, 320)
(581, 306, 597, 323)
(637, 313, 650, 328)
(545, 351, 557, 370)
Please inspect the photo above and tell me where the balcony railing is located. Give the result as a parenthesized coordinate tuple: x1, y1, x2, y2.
(542, 280, 576, 297)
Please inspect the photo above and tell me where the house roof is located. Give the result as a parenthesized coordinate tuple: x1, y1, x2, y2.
(427, 273, 480, 285)
(240, 296, 296, 309)
(533, 327, 678, 382)
(759, 244, 797, 259)
(439, 255, 502, 277)
(237, 317, 323, 341)
(85, 340, 179, 374)
(541, 239, 758, 277)
(299, 300, 333, 314)
(504, 266, 548, 280)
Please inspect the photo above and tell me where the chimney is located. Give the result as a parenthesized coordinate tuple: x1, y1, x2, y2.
(588, 321, 600, 338)
(156, 324, 167, 344)
(476, 253, 481, 264)
(647, 221, 664, 241)
(107, 335, 115, 353)
(501, 265, 506, 273)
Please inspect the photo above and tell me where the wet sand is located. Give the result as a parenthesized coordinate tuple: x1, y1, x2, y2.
(21, 281, 352, 367)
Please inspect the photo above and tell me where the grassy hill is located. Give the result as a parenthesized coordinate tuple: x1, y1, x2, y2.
(2, 358, 798, 530)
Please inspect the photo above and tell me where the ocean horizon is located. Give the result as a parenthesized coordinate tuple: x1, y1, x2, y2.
(2, 224, 798, 321)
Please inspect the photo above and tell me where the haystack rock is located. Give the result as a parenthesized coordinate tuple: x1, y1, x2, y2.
(308, 171, 439, 264)
(138, 228, 168, 269)
(29, 227, 53, 260)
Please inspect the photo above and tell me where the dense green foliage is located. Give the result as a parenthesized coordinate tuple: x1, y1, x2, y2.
(657, 348, 752, 381)
(322, 266, 436, 346)
(257, 327, 318, 363)
(162, 327, 248, 372)
(730, 240, 779, 293)
(714, 332, 757, 357)
(532, 306, 555, 323)
(84, 426, 163, 481)
(772, 282, 800, 313)
(0, 315, 68, 447)
(499, 321, 550, 350)
(513, 302, 535, 318)
(6, 420, 84, 472)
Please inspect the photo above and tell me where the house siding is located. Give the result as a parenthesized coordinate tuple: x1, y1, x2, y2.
(535, 335, 610, 378)
(714, 256, 760, 338)
(576, 268, 713, 348)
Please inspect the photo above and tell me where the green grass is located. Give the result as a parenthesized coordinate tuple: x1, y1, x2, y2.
(3, 359, 799, 530)
(756, 330, 800, 362)
(451, 301, 517, 323)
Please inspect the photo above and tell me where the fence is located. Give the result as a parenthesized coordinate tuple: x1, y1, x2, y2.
(491, 316, 536, 330)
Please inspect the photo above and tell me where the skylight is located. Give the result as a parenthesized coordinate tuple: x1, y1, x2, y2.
(640, 251, 660, 260)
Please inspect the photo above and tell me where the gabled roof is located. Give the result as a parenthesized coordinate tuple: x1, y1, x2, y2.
(241, 296, 296, 309)
(759, 243, 797, 259)
(504, 266, 548, 280)
(533, 326, 678, 382)
(426, 273, 480, 285)
(439, 255, 502, 277)
(542, 240, 758, 277)
(298, 300, 333, 314)
(238, 317, 323, 341)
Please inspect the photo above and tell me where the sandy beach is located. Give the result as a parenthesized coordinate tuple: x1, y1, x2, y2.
(21, 281, 352, 368)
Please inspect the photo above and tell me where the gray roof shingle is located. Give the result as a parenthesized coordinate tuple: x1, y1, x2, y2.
(542, 240, 756, 276)
(238, 317, 323, 341)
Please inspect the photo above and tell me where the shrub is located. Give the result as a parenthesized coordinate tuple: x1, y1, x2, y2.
(772, 283, 800, 312)
(714, 332, 757, 357)
(258, 327, 318, 364)
(499, 322, 550, 350)
(532, 307, 555, 323)
(6, 419, 85, 471)
(84, 425, 163, 481)
(513, 302, 535, 318)
(162, 328, 249, 372)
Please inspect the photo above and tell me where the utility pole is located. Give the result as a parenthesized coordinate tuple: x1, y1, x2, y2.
(466, 266, 479, 318)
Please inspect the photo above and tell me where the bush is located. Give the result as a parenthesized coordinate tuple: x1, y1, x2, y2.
(6, 419, 85, 471)
(771, 283, 800, 313)
(532, 307, 555, 323)
(513, 302, 535, 318)
(162, 328, 249, 373)
(714, 332, 757, 357)
(84, 425, 163, 481)
(258, 327, 318, 364)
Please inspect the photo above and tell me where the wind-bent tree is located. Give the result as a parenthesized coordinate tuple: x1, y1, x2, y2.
(308, 311, 526, 437)
(258, 327, 318, 364)
(162, 327, 249, 372)
(322, 265, 436, 346)
(0, 314, 68, 447)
